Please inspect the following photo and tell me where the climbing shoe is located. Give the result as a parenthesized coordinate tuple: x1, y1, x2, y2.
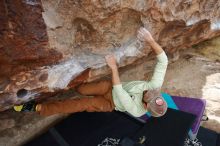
(14, 100, 37, 112)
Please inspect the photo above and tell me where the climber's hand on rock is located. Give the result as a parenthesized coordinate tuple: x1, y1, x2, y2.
(138, 27, 164, 55)
(137, 27, 154, 43)
(105, 54, 118, 70)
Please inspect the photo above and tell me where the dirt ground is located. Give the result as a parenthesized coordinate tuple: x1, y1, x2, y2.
(0, 38, 219, 146)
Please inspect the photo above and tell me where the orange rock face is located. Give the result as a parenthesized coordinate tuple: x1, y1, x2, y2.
(0, 0, 220, 110)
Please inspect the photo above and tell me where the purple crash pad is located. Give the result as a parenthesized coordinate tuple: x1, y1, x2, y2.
(172, 96, 206, 134)
(140, 96, 206, 135)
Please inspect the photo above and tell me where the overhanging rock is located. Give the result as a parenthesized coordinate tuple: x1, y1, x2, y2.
(0, 0, 220, 111)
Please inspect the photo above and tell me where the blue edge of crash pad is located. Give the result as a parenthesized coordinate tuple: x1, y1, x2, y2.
(145, 93, 193, 136)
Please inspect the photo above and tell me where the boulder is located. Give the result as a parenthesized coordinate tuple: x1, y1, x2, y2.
(0, 0, 220, 110)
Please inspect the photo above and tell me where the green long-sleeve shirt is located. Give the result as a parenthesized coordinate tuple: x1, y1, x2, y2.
(112, 51, 168, 117)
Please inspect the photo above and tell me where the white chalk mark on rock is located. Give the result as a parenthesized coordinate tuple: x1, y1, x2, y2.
(47, 58, 84, 90)
(186, 18, 200, 26)
(211, 20, 220, 30)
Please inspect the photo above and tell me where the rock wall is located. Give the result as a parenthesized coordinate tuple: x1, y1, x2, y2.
(0, 0, 220, 110)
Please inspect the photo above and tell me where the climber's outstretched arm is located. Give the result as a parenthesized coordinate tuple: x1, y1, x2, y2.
(137, 27, 164, 55)
(105, 54, 120, 85)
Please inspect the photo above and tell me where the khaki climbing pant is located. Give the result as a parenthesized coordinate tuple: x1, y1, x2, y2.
(39, 80, 115, 116)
